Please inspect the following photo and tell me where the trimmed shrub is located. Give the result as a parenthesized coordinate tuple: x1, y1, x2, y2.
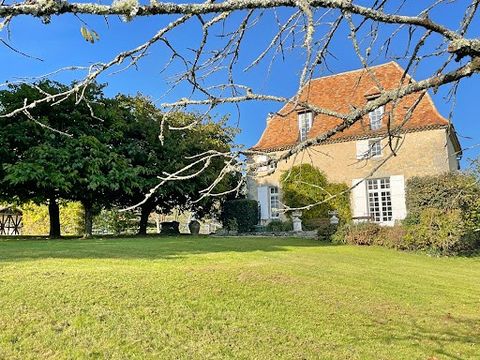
(330, 222, 405, 247)
(344, 222, 381, 246)
(403, 208, 479, 255)
(332, 215, 477, 256)
(406, 173, 480, 220)
(374, 225, 406, 249)
(404, 173, 480, 255)
(317, 223, 338, 241)
(266, 219, 293, 232)
(221, 199, 258, 233)
(161, 221, 180, 235)
(225, 218, 238, 232)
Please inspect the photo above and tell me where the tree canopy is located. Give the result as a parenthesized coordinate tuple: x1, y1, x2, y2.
(0, 82, 237, 236)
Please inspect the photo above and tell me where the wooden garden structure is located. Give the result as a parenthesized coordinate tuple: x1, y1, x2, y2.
(0, 206, 22, 236)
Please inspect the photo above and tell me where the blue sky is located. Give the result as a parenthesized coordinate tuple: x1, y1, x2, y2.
(0, 1, 478, 166)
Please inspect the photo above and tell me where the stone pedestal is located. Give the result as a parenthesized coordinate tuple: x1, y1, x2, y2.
(292, 210, 303, 232)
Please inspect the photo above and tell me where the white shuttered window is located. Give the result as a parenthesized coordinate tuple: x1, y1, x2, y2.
(367, 178, 392, 223)
(369, 106, 384, 130)
(298, 112, 313, 142)
(352, 176, 407, 225)
(270, 187, 280, 219)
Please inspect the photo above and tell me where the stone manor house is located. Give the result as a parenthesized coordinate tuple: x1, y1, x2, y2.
(247, 62, 462, 226)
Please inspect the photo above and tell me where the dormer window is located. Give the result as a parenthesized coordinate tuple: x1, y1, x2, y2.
(369, 106, 384, 130)
(298, 111, 313, 142)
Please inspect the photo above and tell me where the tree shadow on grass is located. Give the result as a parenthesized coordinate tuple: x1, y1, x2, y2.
(371, 314, 480, 360)
(0, 235, 330, 262)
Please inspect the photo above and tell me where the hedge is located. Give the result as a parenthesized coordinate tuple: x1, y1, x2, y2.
(329, 173, 480, 256)
(221, 199, 259, 233)
(406, 173, 480, 214)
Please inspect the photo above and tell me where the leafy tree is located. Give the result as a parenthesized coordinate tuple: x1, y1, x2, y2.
(113, 95, 238, 235)
(0, 81, 83, 237)
(0, 81, 141, 237)
(1, 85, 238, 237)
(280, 164, 351, 222)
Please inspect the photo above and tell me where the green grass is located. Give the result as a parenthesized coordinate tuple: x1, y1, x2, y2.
(0, 236, 479, 359)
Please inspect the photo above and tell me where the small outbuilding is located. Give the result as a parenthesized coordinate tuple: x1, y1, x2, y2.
(0, 206, 22, 236)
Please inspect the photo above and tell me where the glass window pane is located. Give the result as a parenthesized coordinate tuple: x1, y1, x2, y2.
(367, 178, 392, 223)
(369, 106, 383, 130)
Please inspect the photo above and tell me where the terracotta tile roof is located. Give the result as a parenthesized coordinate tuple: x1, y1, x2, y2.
(252, 62, 458, 152)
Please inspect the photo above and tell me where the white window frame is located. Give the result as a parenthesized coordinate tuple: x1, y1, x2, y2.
(368, 139, 382, 158)
(298, 111, 313, 142)
(366, 178, 393, 223)
(269, 186, 280, 219)
(369, 106, 384, 130)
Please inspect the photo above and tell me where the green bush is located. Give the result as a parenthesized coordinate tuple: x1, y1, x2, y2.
(303, 217, 330, 231)
(221, 199, 259, 233)
(280, 164, 351, 223)
(373, 225, 406, 249)
(404, 173, 480, 255)
(331, 222, 405, 248)
(403, 208, 479, 255)
(317, 224, 338, 241)
(161, 221, 180, 235)
(332, 214, 478, 256)
(343, 222, 381, 246)
(21, 201, 83, 236)
(225, 218, 238, 232)
(332, 221, 405, 248)
(94, 208, 138, 235)
(266, 219, 293, 232)
(406, 173, 480, 223)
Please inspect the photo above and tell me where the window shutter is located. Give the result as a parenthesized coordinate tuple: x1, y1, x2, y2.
(390, 175, 407, 222)
(257, 186, 269, 220)
(351, 179, 368, 219)
(356, 140, 369, 159)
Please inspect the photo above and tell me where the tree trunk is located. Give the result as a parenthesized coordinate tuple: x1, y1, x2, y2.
(48, 196, 61, 238)
(83, 203, 94, 238)
(138, 204, 152, 236)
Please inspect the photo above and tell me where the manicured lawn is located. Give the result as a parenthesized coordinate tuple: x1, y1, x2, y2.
(0, 236, 479, 359)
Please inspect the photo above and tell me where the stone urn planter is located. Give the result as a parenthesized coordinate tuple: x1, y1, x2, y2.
(291, 210, 303, 232)
(189, 220, 201, 235)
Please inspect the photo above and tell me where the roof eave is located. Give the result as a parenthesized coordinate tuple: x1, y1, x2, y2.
(250, 124, 449, 153)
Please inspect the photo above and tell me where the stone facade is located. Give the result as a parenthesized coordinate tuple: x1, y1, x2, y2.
(247, 62, 462, 225)
(248, 128, 459, 223)
(250, 129, 458, 194)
